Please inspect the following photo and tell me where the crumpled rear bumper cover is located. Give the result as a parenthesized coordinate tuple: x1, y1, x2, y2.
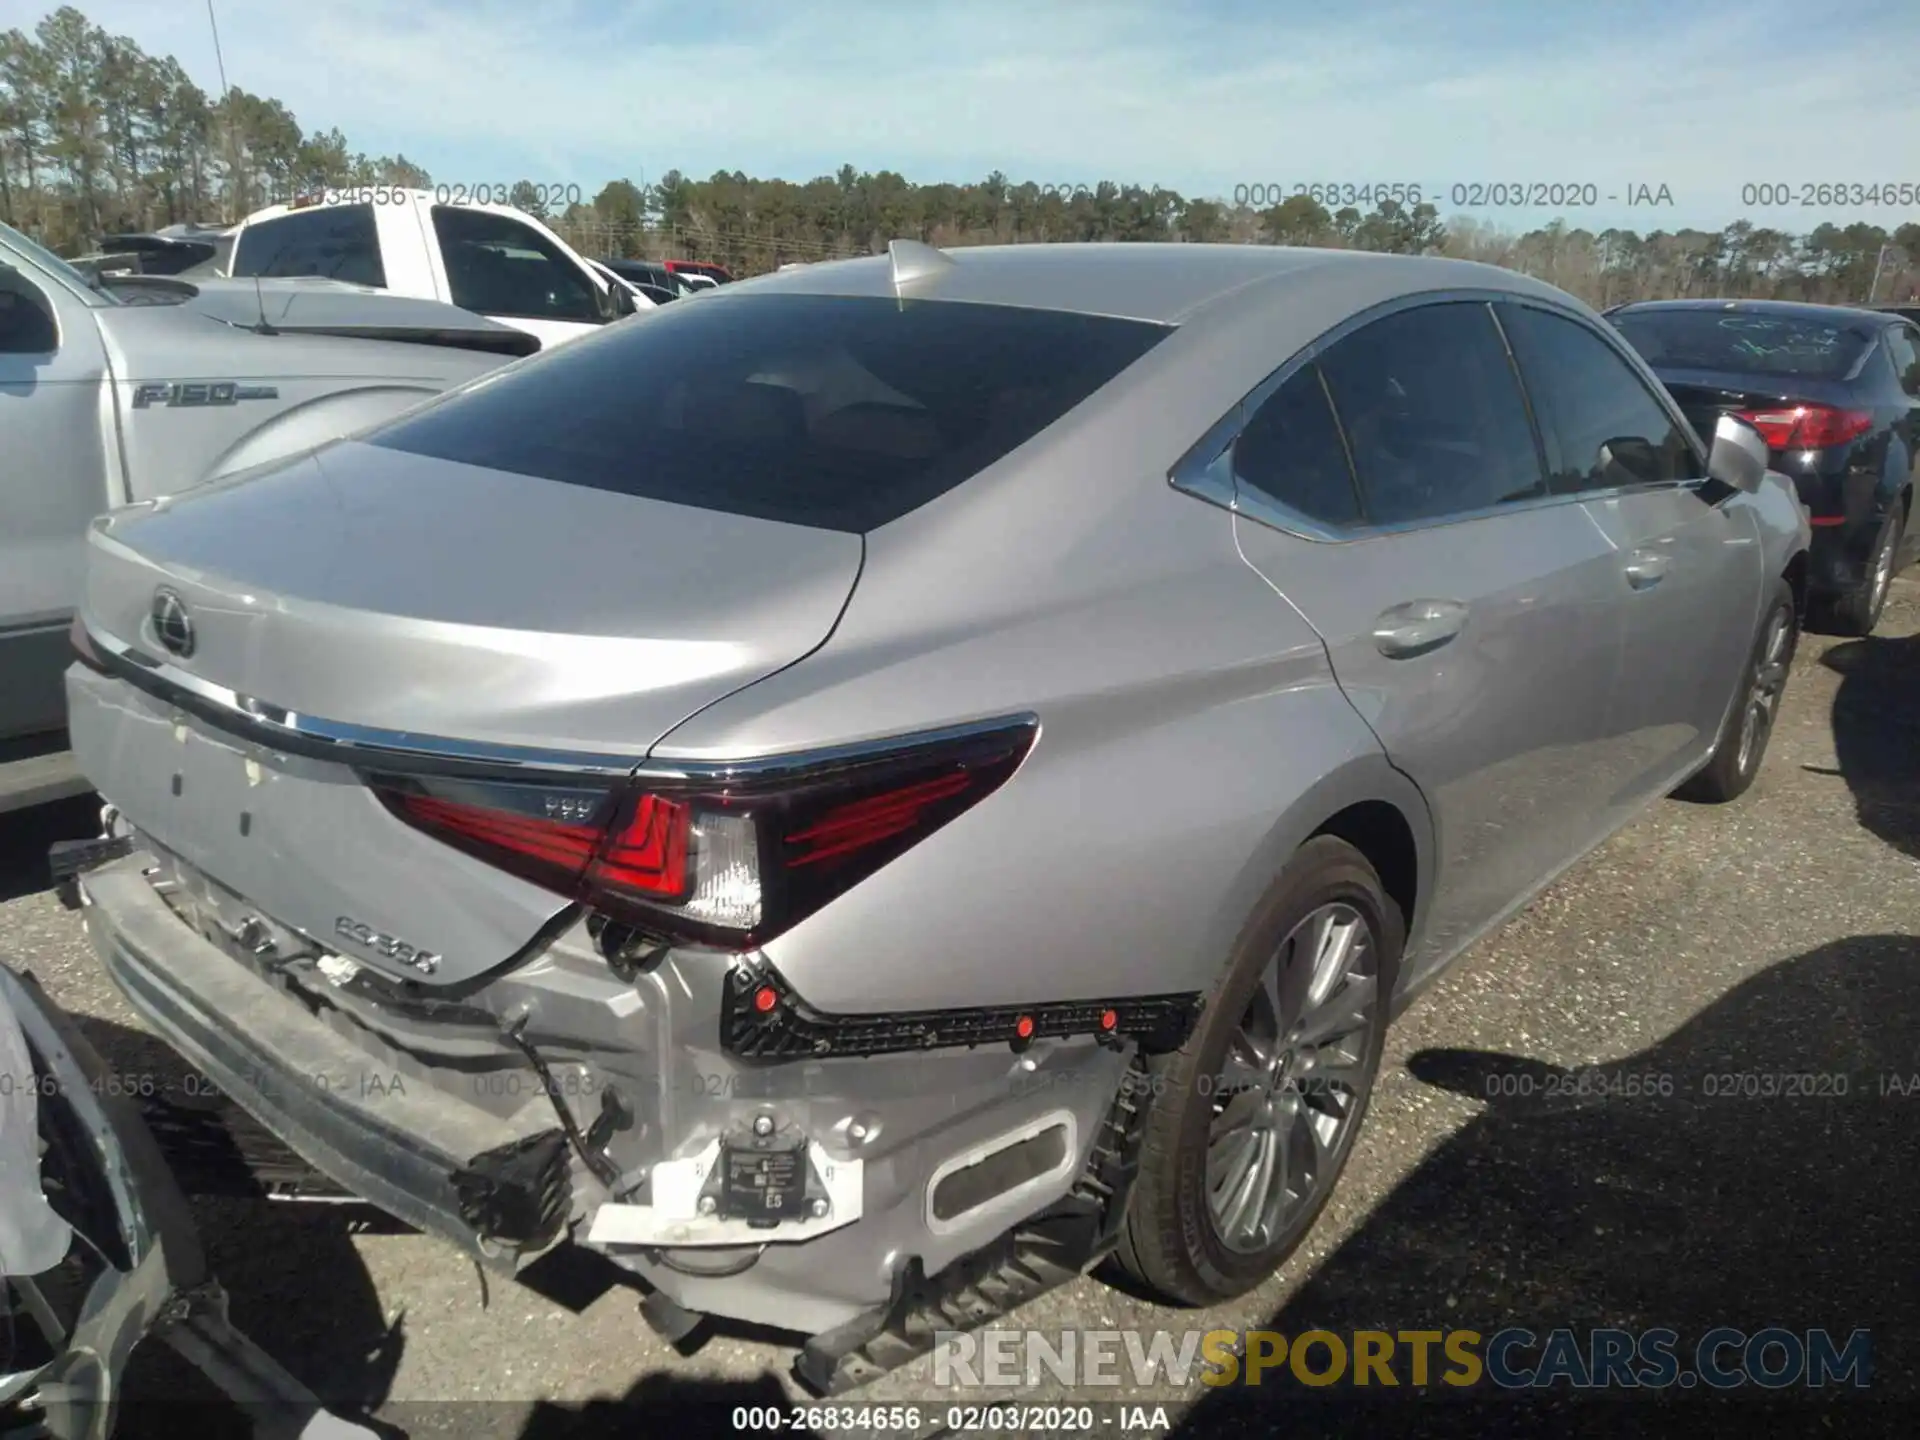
(76, 854, 573, 1269)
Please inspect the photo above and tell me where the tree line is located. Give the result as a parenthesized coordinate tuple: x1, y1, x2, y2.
(4, 5, 1916, 308)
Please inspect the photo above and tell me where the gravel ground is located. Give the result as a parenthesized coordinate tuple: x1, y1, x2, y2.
(3, 581, 1916, 1439)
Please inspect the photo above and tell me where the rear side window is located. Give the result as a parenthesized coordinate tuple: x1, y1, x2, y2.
(1885, 324, 1920, 398)
(1233, 364, 1362, 527)
(367, 293, 1173, 532)
(230, 204, 385, 287)
(1610, 307, 1871, 381)
(1315, 302, 1546, 527)
(1501, 304, 1704, 492)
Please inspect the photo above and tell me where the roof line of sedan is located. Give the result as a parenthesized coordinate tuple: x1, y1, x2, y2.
(735, 243, 1579, 327)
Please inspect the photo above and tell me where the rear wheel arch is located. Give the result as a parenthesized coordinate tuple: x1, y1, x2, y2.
(1782, 549, 1809, 621)
(1198, 756, 1433, 1002)
(1308, 800, 1419, 949)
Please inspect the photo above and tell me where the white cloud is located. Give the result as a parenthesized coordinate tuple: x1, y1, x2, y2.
(10, 0, 1920, 228)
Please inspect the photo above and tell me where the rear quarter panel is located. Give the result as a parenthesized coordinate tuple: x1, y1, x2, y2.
(649, 307, 1441, 1014)
(1757, 467, 1815, 581)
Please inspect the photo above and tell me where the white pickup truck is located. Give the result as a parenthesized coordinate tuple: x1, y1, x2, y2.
(226, 189, 650, 348)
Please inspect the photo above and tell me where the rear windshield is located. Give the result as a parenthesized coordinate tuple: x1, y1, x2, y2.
(1611, 308, 1872, 380)
(231, 203, 386, 288)
(366, 292, 1172, 532)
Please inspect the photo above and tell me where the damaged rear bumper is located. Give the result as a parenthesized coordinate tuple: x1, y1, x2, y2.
(74, 856, 574, 1270)
(74, 842, 1198, 1362)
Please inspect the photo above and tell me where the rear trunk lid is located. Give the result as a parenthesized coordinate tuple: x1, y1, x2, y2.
(71, 441, 862, 983)
(1653, 366, 1856, 449)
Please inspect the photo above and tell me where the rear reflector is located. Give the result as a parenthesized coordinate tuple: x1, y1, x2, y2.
(1734, 404, 1874, 451)
(370, 717, 1037, 951)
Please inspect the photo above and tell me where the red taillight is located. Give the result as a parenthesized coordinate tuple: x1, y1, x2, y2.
(585, 793, 692, 899)
(1733, 404, 1874, 451)
(395, 793, 602, 870)
(785, 771, 974, 867)
(371, 718, 1037, 951)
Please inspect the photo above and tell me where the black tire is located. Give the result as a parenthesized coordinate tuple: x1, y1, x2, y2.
(1827, 505, 1902, 637)
(1676, 577, 1798, 804)
(1111, 834, 1404, 1306)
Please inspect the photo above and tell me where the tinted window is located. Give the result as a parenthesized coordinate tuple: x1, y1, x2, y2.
(230, 204, 385, 287)
(1611, 307, 1871, 381)
(1885, 324, 1920, 398)
(1501, 304, 1704, 492)
(1233, 364, 1361, 527)
(368, 293, 1172, 533)
(1315, 302, 1545, 527)
(0, 273, 59, 354)
(431, 207, 600, 322)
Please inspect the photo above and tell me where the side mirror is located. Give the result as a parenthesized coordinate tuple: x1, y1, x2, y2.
(599, 279, 636, 321)
(1706, 413, 1769, 494)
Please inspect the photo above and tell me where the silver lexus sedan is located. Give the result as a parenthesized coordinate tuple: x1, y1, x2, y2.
(56, 241, 1809, 1393)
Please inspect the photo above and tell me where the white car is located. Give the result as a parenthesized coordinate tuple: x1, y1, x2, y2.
(227, 188, 636, 349)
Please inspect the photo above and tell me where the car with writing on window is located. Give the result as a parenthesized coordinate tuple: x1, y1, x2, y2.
(57, 240, 1806, 1394)
(1611, 299, 1920, 634)
(226, 189, 637, 349)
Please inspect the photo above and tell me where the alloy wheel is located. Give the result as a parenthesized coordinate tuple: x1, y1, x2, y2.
(1205, 901, 1379, 1254)
(1735, 607, 1793, 778)
(1869, 520, 1898, 620)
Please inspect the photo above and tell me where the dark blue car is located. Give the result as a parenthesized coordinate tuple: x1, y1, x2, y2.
(1611, 299, 1920, 634)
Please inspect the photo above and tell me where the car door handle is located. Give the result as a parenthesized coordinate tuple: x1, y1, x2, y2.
(1624, 550, 1670, 590)
(1372, 599, 1469, 658)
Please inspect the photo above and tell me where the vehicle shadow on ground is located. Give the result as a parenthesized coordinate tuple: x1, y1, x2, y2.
(1819, 625, 1920, 861)
(514, 1372, 801, 1439)
(0, 792, 99, 904)
(1172, 934, 1920, 1437)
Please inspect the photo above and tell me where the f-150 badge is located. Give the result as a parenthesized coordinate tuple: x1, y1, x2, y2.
(131, 381, 280, 408)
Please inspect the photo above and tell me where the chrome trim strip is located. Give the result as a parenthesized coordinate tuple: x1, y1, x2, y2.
(1170, 286, 1716, 546)
(87, 627, 1040, 786)
(637, 712, 1040, 784)
(92, 629, 653, 779)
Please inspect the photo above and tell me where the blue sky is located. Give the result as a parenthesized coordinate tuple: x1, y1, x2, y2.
(11, 0, 1920, 234)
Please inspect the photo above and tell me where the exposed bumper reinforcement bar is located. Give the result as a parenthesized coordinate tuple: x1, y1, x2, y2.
(77, 855, 572, 1270)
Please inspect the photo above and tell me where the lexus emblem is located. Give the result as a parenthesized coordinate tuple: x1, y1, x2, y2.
(151, 588, 195, 658)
